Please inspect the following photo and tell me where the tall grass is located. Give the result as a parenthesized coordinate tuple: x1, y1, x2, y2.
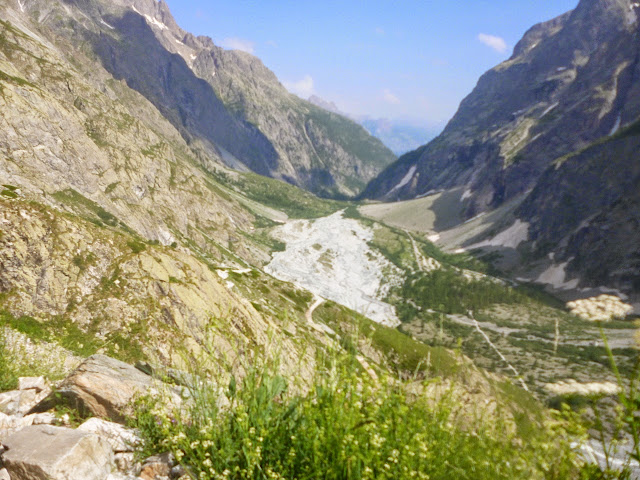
(134, 343, 589, 480)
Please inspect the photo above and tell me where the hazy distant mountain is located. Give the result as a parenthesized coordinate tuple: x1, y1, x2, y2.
(308, 95, 342, 115)
(307, 96, 436, 155)
(359, 118, 438, 155)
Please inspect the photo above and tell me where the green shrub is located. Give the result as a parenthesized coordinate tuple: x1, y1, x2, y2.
(127, 240, 147, 254)
(134, 350, 587, 480)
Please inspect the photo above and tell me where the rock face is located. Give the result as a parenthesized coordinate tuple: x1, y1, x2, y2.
(12, 0, 394, 198)
(32, 355, 166, 422)
(2, 425, 114, 480)
(363, 0, 640, 296)
(365, 0, 638, 209)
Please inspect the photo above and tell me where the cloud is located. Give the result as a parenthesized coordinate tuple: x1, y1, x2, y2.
(220, 37, 255, 54)
(382, 89, 400, 105)
(477, 33, 507, 53)
(284, 75, 315, 98)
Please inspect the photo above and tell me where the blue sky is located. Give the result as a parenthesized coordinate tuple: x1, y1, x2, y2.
(164, 1, 578, 128)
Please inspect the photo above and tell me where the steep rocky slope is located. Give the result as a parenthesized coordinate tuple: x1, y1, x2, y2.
(362, 0, 640, 298)
(515, 123, 640, 295)
(17, 0, 394, 198)
(364, 0, 639, 211)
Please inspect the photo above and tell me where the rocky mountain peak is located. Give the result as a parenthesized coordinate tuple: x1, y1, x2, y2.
(22, 0, 395, 197)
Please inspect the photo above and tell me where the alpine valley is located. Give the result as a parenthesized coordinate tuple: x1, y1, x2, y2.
(0, 0, 639, 479)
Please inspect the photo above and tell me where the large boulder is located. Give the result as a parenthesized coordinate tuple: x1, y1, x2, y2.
(30, 355, 171, 423)
(2, 425, 114, 480)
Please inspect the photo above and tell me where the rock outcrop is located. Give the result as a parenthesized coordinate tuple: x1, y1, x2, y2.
(3, 0, 394, 198)
(0, 356, 187, 480)
(30, 355, 180, 423)
(2, 425, 114, 480)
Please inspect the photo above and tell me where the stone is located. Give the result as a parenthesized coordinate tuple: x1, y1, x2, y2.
(0, 386, 52, 417)
(0, 391, 21, 416)
(0, 411, 58, 442)
(18, 377, 46, 393)
(138, 453, 174, 480)
(113, 452, 137, 475)
(0, 468, 10, 480)
(30, 355, 168, 423)
(2, 425, 114, 480)
(78, 418, 141, 452)
(170, 465, 186, 479)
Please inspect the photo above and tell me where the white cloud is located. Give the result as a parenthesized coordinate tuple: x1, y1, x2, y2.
(382, 89, 400, 105)
(220, 37, 255, 54)
(284, 75, 315, 98)
(477, 33, 507, 53)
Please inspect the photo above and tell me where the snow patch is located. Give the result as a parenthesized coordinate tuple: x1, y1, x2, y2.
(265, 211, 402, 327)
(190, 54, 196, 60)
(131, 6, 168, 31)
(18, 0, 25, 12)
(461, 189, 472, 201)
(388, 165, 416, 194)
(100, 19, 115, 30)
(609, 114, 621, 136)
(427, 234, 440, 243)
(536, 262, 579, 290)
(216, 270, 229, 280)
(469, 220, 529, 249)
(540, 102, 559, 118)
(556, 67, 567, 72)
(144, 14, 168, 30)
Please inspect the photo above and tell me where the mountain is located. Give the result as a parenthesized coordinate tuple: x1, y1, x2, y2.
(306, 95, 437, 155)
(18, 0, 394, 198)
(362, 0, 640, 298)
(359, 118, 438, 155)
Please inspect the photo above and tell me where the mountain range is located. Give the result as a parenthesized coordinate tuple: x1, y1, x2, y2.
(362, 0, 640, 301)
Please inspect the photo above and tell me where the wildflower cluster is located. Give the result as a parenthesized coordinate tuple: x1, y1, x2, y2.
(134, 353, 588, 480)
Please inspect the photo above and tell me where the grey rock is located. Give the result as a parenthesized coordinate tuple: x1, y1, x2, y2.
(0, 388, 49, 417)
(138, 453, 174, 480)
(2, 425, 113, 480)
(0, 412, 58, 443)
(78, 418, 141, 452)
(17, 378, 46, 393)
(113, 452, 137, 475)
(31, 355, 157, 423)
(0, 392, 21, 417)
(170, 465, 186, 479)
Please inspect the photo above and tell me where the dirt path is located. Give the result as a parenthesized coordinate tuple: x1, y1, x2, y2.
(466, 312, 530, 392)
(405, 230, 440, 272)
(305, 295, 325, 324)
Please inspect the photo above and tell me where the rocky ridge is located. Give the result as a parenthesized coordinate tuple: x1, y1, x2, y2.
(17, 0, 395, 198)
